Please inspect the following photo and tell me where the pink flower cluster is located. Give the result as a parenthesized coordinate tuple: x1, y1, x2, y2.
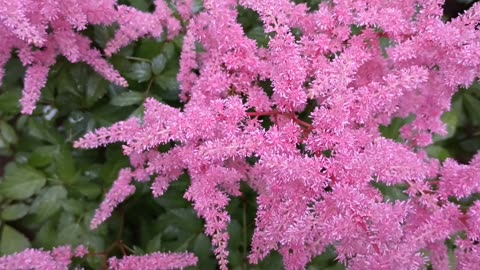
(0, 0, 188, 114)
(3, 0, 480, 269)
(0, 245, 197, 270)
(75, 0, 480, 269)
(108, 252, 198, 270)
(0, 245, 87, 270)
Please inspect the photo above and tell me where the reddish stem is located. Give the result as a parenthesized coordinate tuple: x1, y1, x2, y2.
(246, 110, 314, 139)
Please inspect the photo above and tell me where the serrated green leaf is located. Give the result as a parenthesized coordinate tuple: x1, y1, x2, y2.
(155, 74, 180, 100)
(27, 118, 63, 144)
(111, 91, 144, 107)
(62, 199, 84, 215)
(0, 225, 31, 255)
(426, 145, 450, 161)
(0, 136, 7, 149)
(129, 103, 145, 119)
(29, 145, 57, 168)
(56, 223, 83, 246)
(137, 39, 164, 59)
(151, 54, 167, 75)
(159, 209, 203, 233)
(146, 233, 163, 253)
(464, 94, 480, 125)
(126, 62, 152, 83)
(0, 121, 17, 145)
(93, 26, 116, 48)
(0, 166, 46, 200)
(434, 103, 460, 142)
(85, 75, 108, 107)
(129, 0, 150, 11)
(1, 203, 29, 221)
(247, 26, 269, 47)
(162, 43, 176, 60)
(55, 146, 77, 184)
(373, 182, 408, 202)
(257, 251, 284, 270)
(72, 182, 101, 199)
(192, 0, 204, 13)
(34, 220, 56, 249)
(30, 186, 68, 222)
(193, 234, 216, 270)
(0, 89, 22, 114)
(57, 67, 78, 95)
(380, 117, 411, 141)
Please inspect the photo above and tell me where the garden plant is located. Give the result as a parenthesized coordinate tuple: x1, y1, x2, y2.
(0, 0, 480, 269)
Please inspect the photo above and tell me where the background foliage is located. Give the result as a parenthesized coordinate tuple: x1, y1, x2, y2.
(0, 0, 478, 269)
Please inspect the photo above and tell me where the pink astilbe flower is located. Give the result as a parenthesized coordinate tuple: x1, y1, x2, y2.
(0, 245, 84, 270)
(104, 0, 181, 56)
(108, 252, 197, 270)
(439, 153, 480, 199)
(90, 168, 136, 229)
(70, 0, 480, 269)
(0, 0, 187, 114)
(455, 239, 480, 270)
(0, 245, 197, 270)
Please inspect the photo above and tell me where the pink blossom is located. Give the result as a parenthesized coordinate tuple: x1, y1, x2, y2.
(59, 0, 480, 269)
(90, 168, 136, 229)
(108, 252, 197, 270)
(0, 246, 83, 270)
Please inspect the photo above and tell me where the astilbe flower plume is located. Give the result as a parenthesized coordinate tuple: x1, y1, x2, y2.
(0, 0, 184, 114)
(72, 0, 480, 269)
(71, 0, 480, 269)
(108, 252, 198, 270)
(0, 245, 87, 270)
(0, 245, 197, 270)
(2, 0, 479, 269)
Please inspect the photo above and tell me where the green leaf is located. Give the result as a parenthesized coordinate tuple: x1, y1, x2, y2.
(426, 145, 450, 161)
(55, 146, 77, 184)
(0, 89, 22, 114)
(56, 223, 83, 246)
(27, 118, 63, 144)
(85, 75, 108, 107)
(155, 74, 180, 100)
(0, 166, 46, 200)
(62, 199, 85, 215)
(136, 39, 164, 59)
(146, 233, 163, 253)
(159, 209, 203, 233)
(0, 121, 17, 145)
(162, 43, 176, 60)
(72, 182, 101, 199)
(30, 186, 68, 222)
(247, 26, 269, 48)
(129, 0, 150, 11)
(111, 91, 144, 107)
(434, 99, 461, 142)
(464, 94, 480, 126)
(93, 26, 116, 48)
(372, 182, 408, 202)
(126, 62, 152, 83)
(0, 225, 31, 255)
(380, 117, 411, 141)
(29, 145, 57, 168)
(34, 220, 57, 249)
(1, 203, 29, 221)
(257, 251, 284, 270)
(0, 136, 7, 149)
(151, 54, 167, 75)
(192, 233, 216, 270)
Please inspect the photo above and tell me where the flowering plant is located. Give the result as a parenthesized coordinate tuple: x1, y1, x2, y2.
(1, 0, 480, 269)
